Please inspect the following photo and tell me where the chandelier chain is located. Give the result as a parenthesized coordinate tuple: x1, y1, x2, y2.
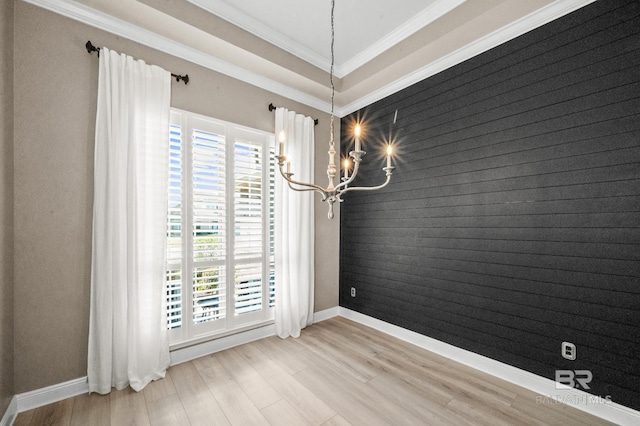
(329, 0, 335, 145)
(275, 0, 394, 219)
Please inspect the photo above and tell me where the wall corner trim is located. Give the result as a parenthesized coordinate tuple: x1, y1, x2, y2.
(0, 396, 18, 426)
(337, 307, 640, 426)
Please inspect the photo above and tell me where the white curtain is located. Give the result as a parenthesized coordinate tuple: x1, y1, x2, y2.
(274, 108, 315, 338)
(88, 48, 171, 394)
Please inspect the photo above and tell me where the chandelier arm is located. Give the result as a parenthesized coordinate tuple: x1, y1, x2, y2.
(277, 163, 327, 193)
(339, 168, 393, 195)
(334, 167, 358, 191)
(287, 181, 323, 193)
(333, 154, 363, 191)
(334, 176, 354, 192)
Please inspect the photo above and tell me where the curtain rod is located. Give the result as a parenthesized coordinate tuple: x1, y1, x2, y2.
(85, 41, 189, 85)
(268, 103, 318, 125)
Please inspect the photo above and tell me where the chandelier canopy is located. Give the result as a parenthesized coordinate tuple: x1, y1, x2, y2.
(275, 0, 394, 219)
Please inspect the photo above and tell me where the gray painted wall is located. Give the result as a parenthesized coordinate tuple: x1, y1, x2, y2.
(0, 0, 15, 416)
(11, 0, 339, 394)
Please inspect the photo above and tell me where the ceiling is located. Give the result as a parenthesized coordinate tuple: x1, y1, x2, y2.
(187, 0, 463, 77)
(27, 0, 597, 116)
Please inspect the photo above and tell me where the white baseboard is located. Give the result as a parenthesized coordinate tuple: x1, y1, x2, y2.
(11, 323, 278, 415)
(10, 306, 640, 426)
(0, 397, 17, 426)
(16, 377, 88, 413)
(338, 307, 640, 426)
(9, 309, 334, 415)
(313, 306, 340, 323)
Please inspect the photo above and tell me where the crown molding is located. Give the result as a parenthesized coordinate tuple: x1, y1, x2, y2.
(22, 0, 598, 118)
(21, 0, 333, 114)
(339, 0, 599, 116)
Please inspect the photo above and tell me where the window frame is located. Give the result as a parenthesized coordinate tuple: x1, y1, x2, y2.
(167, 108, 275, 346)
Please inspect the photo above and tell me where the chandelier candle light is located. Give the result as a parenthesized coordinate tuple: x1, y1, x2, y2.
(276, 0, 394, 219)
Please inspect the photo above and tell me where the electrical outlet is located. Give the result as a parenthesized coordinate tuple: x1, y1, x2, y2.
(562, 341, 576, 360)
(350, 287, 356, 297)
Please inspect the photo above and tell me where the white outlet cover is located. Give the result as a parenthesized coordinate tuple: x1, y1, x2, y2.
(562, 341, 576, 360)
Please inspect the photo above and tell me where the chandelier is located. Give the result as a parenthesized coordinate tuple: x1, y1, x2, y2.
(276, 0, 394, 219)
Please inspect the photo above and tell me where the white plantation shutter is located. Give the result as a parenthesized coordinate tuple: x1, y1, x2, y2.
(166, 109, 275, 344)
(166, 124, 183, 330)
(268, 144, 276, 308)
(234, 139, 264, 315)
(192, 127, 227, 326)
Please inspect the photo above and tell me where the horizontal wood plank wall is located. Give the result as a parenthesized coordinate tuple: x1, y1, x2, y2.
(339, 0, 640, 411)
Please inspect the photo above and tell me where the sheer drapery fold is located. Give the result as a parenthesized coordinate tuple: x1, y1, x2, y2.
(274, 107, 315, 338)
(88, 48, 171, 394)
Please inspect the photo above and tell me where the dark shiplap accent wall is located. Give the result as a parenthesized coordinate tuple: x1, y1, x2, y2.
(339, 0, 640, 410)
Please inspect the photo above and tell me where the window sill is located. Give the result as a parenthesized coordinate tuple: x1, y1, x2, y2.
(169, 319, 276, 365)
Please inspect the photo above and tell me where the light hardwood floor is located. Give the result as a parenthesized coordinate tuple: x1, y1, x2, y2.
(14, 317, 615, 425)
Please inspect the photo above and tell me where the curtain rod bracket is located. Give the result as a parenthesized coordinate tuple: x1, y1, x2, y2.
(86, 40, 100, 56)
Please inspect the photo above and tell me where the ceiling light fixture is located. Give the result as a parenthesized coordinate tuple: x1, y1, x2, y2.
(276, 0, 394, 219)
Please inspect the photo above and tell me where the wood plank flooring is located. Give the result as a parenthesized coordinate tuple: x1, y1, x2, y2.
(14, 317, 615, 425)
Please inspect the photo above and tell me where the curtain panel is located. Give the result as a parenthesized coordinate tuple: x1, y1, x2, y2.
(274, 107, 315, 338)
(88, 48, 171, 393)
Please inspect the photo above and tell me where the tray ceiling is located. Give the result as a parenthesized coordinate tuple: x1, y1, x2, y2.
(187, 0, 463, 77)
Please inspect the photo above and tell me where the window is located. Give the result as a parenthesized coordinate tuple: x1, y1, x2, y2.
(166, 109, 275, 344)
